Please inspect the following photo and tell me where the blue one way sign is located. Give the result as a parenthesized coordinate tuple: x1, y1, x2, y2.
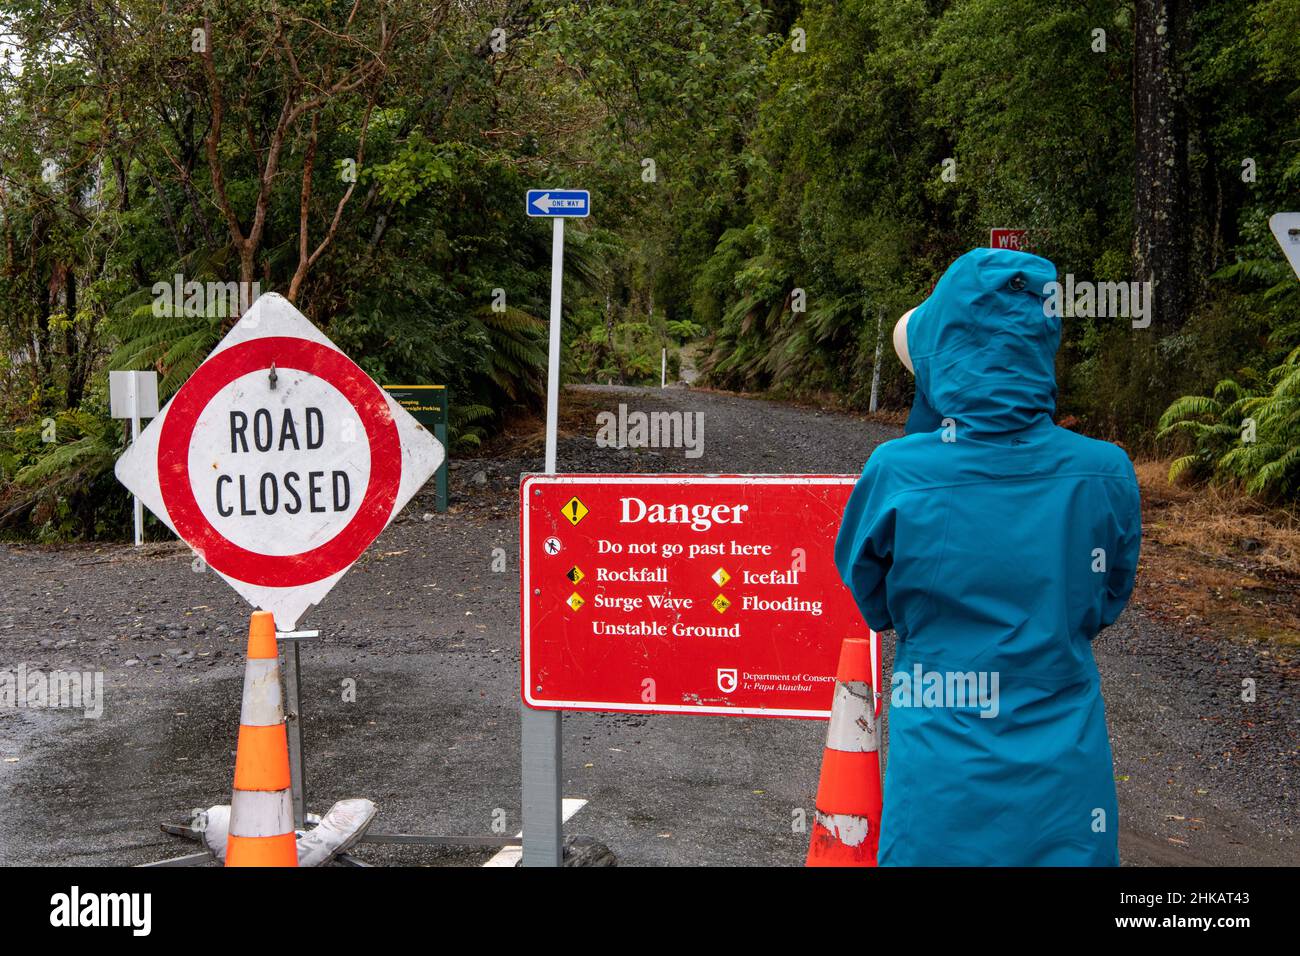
(526, 189, 590, 218)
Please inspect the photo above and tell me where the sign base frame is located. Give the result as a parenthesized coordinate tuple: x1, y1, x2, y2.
(144, 624, 522, 866)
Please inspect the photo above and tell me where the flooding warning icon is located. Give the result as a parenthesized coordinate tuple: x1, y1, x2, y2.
(711, 594, 732, 614)
(567, 592, 585, 612)
(561, 497, 589, 525)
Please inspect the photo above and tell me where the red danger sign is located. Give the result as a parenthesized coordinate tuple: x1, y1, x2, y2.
(520, 475, 875, 718)
(115, 294, 443, 629)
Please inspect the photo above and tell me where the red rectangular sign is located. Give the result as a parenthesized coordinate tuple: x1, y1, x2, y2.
(990, 228, 1029, 251)
(520, 474, 873, 718)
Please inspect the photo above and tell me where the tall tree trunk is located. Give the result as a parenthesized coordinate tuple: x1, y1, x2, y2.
(1132, 0, 1190, 331)
(63, 268, 82, 408)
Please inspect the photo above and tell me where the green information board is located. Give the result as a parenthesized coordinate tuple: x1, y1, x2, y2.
(384, 385, 449, 512)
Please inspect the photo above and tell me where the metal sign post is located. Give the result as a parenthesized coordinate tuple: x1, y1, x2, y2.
(522, 188, 589, 867)
(109, 370, 159, 546)
(276, 628, 318, 828)
(130, 385, 143, 545)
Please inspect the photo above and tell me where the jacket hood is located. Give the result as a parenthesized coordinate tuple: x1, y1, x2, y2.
(904, 247, 1060, 435)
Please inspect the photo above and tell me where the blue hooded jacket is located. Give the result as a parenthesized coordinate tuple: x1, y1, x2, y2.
(835, 248, 1140, 866)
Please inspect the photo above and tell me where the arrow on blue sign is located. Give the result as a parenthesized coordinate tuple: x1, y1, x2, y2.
(526, 189, 590, 218)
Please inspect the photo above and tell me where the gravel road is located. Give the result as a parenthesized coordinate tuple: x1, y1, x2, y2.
(0, 384, 1295, 866)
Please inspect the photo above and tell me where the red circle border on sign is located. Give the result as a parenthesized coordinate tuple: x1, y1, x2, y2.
(158, 336, 401, 588)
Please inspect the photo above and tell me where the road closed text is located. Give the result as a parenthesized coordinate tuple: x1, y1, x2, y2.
(214, 406, 352, 516)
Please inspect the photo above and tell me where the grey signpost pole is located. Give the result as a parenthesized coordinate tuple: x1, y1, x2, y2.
(277, 628, 317, 830)
(521, 190, 589, 866)
(129, 378, 143, 546)
(521, 213, 567, 867)
(110, 370, 158, 546)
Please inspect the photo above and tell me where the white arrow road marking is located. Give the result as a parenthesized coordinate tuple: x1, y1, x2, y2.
(482, 797, 587, 867)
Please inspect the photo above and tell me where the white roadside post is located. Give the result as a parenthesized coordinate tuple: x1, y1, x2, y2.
(661, 347, 667, 388)
(108, 370, 159, 546)
(523, 188, 590, 866)
(869, 306, 883, 413)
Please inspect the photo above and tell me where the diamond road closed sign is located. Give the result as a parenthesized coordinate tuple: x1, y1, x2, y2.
(114, 293, 443, 629)
(520, 474, 874, 718)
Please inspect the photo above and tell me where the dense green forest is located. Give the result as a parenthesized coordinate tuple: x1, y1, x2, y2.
(1, 0, 1298, 539)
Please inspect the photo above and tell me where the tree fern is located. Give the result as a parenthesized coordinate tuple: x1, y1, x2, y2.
(106, 302, 227, 399)
(470, 304, 547, 402)
(1159, 349, 1300, 500)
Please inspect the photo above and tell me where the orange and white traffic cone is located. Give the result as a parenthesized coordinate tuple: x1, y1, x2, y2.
(226, 611, 297, 867)
(806, 635, 883, 867)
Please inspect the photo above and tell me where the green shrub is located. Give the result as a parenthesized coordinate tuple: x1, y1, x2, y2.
(1158, 345, 1300, 500)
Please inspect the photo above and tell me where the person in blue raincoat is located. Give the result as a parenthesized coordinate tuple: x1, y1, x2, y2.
(835, 247, 1141, 866)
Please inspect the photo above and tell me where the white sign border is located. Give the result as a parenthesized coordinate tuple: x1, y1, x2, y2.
(520, 473, 865, 719)
(114, 292, 444, 630)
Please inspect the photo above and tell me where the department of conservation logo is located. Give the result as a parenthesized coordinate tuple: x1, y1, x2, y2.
(717, 668, 738, 694)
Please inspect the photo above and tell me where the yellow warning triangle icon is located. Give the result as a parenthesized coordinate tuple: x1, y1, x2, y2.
(561, 497, 589, 525)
